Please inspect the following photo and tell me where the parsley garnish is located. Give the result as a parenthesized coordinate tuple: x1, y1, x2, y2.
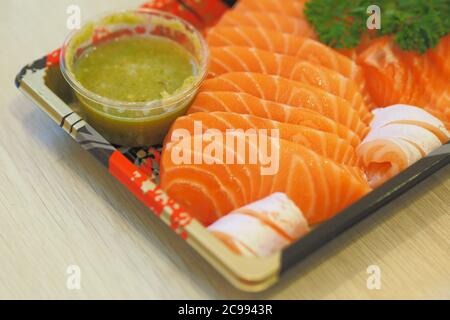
(305, 0, 450, 53)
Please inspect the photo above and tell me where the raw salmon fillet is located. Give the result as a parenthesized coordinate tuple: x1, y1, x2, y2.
(218, 10, 315, 38)
(426, 35, 450, 79)
(358, 37, 450, 122)
(189, 92, 362, 147)
(208, 47, 370, 119)
(290, 61, 371, 121)
(208, 46, 298, 79)
(207, 26, 307, 56)
(166, 111, 359, 166)
(207, 26, 366, 87)
(199, 72, 369, 138)
(359, 39, 416, 109)
(234, 0, 306, 19)
(160, 132, 371, 225)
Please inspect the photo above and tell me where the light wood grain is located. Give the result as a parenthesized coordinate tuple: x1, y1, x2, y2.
(0, 0, 449, 300)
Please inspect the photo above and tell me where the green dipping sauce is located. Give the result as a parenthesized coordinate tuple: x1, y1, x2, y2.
(73, 36, 198, 102)
(68, 34, 203, 147)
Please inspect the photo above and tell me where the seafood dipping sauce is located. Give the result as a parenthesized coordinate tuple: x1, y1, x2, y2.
(61, 10, 208, 147)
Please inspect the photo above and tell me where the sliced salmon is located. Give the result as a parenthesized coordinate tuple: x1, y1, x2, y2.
(218, 10, 316, 38)
(161, 132, 371, 225)
(358, 38, 413, 107)
(200, 72, 370, 138)
(208, 46, 298, 79)
(358, 37, 450, 118)
(207, 26, 367, 90)
(290, 61, 371, 121)
(208, 47, 371, 120)
(189, 91, 362, 147)
(426, 35, 450, 79)
(166, 111, 359, 166)
(234, 0, 306, 19)
(207, 26, 307, 56)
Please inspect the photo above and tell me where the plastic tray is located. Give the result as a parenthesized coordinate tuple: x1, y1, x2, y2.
(15, 0, 450, 292)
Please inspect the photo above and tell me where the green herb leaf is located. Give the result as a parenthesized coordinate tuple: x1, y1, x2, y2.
(304, 0, 450, 54)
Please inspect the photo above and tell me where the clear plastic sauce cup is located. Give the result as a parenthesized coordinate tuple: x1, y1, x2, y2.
(61, 9, 209, 146)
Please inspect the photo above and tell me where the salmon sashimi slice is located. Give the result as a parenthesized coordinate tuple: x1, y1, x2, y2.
(402, 37, 450, 112)
(166, 111, 360, 166)
(208, 46, 298, 79)
(189, 91, 362, 147)
(208, 193, 310, 257)
(290, 61, 371, 121)
(403, 56, 449, 114)
(207, 26, 367, 90)
(295, 39, 365, 85)
(207, 26, 307, 56)
(358, 38, 414, 107)
(218, 10, 316, 38)
(426, 35, 450, 79)
(199, 72, 369, 138)
(161, 132, 371, 225)
(234, 0, 306, 19)
(208, 47, 371, 120)
(358, 37, 450, 115)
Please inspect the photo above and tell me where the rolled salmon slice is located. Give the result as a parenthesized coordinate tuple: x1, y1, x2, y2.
(363, 124, 441, 156)
(357, 105, 449, 188)
(370, 105, 450, 143)
(211, 214, 290, 257)
(189, 91, 362, 147)
(166, 111, 360, 166)
(160, 133, 371, 225)
(357, 137, 423, 188)
(208, 47, 371, 121)
(200, 72, 370, 138)
(218, 10, 316, 38)
(208, 192, 310, 257)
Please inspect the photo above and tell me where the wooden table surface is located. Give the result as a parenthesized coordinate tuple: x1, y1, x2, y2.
(0, 0, 449, 300)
